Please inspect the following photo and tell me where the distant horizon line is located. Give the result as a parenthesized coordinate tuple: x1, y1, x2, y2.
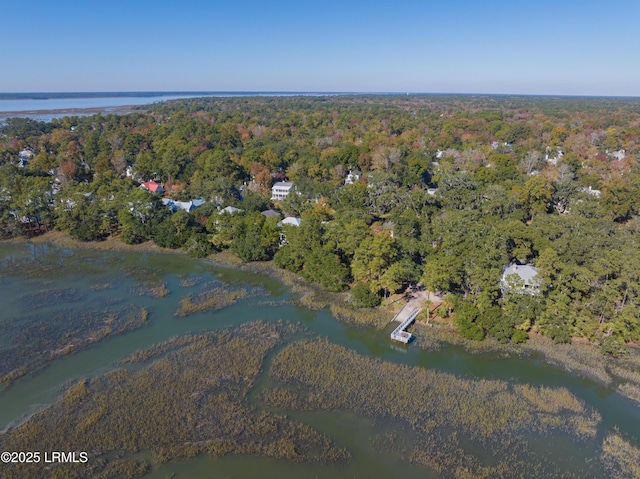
(1, 91, 639, 100)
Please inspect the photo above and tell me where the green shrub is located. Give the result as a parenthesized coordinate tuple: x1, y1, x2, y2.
(350, 282, 381, 307)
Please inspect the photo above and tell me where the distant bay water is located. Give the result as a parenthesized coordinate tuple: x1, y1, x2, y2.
(0, 92, 340, 122)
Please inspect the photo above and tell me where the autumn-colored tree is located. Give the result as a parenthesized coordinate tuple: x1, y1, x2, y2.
(250, 162, 272, 196)
(58, 160, 79, 185)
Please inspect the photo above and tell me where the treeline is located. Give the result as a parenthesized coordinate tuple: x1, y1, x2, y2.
(1, 95, 640, 353)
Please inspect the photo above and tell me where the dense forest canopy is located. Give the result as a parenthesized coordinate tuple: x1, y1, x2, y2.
(1, 94, 639, 354)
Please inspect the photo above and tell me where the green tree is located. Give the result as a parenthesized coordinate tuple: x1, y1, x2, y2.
(206, 210, 239, 249)
(154, 211, 197, 249)
(421, 254, 464, 293)
(117, 188, 167, 244)
(12, 175, 54, 231)
(351, 282, 382, 307)
(538, 291, 573, 343)
(231, 212, 272, 262)
(55, 185, 107, 241)
(380, 260, 419, 305)
(453, 300, 485, 341)
(324, 214, 371, 260)
(352, 233, 398, 293)
(515, 176, 552, 219)
(302, 244, 351, 292)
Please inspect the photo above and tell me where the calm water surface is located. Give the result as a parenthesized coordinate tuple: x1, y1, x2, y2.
(0, 95, 207, 113)
(0, 92, 337, 122)
(0, 243, 638, 478)
(0, 95, 209, 122)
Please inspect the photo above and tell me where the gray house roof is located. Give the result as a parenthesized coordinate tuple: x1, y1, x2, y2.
(501, 264, 540, 294)
(219, 206, 243, 215)
(279, 217, 302, 227)
(261, 209, 281, 218)
(503, 264, 538, 284)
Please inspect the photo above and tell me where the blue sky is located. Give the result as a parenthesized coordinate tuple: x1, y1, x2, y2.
(2, 0, 639, 95)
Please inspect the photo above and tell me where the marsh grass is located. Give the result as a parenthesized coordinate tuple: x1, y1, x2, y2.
(263, 339, 603, 478)
(208, 249, 244, 268)
(130, 281, 170, 298)
(276, 272, 389, 326)
(121, 264, 167, 288)
(522, 335, 614, 385)
(415, 324, 640, 405)
(207, 251, 391, 326)
(617, 383, 640, 405)
(9, 238, 640, 417)
(600, 433, 640, 479)
(412, 322, 504, 353)
(609, 362, 640, 384)
(26, 230, 165, 254)
(0, 247, 103, 279)
(18, 288, 84, 311)
(610, 358, 640, 405)
(90, 282, 115, 291)
(178, 274, 204, 288)
(175, 286, 248, 317)
(119, 335, 205, 365)
(256, 299, 292, 307)
(8, 235, 640, 408)
(0, 322, 349, 479)
(0, 304, 149, 389)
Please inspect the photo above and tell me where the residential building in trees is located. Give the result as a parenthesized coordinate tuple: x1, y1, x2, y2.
(501, 264, 540, 295)
(141, 181, 164, 194)
(271, 181, 293, 200)
(279, 217, 302, 227)
(345, 170, 362, 185)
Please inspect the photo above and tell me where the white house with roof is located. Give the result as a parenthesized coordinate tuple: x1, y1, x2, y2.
(271, 181, 293, 201)
(175, 198, 205, 212)
(218, 205, 243, 215)
(17, 149, 34, 168)
(578, 186, 601, 198)
(545, 148, 564, 166)
(345, 170, 361, 185)
(279, 217, 302, 227)
(162, 197, 206, 213)
(501, 263, 540, 295)
(607, 149, 626, 161)
(125, 166, 143, 182)
(277, 217, 302, 246)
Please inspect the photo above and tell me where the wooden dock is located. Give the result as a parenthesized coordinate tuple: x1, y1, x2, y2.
(390, 307, 420, 343)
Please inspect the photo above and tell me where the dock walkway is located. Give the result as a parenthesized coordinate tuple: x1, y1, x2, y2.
(390, 307, 420, 343)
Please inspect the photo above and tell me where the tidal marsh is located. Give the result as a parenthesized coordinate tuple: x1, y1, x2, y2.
(0, 322, 349, 479)
(175, 285, 249, 317)
(0, 303, 149, 389)
(2, 243, 640, 479)
(263, 339, 605, 478)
